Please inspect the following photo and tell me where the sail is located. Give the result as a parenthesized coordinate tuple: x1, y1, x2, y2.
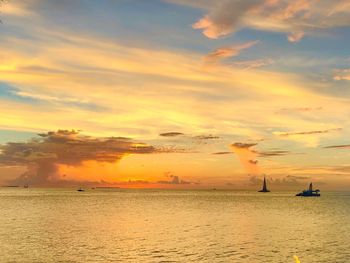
(263, 177, 267, 191)
(309, 183, 313, 191)
(259, 176, 270, 192)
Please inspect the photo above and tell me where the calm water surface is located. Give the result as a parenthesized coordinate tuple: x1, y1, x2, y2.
(0, 188, 349, 262)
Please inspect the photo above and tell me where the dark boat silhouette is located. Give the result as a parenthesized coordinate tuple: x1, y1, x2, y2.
(296, 183, 320, 197)
(258, 176, 270, 192)
(77, 188, 85, 192)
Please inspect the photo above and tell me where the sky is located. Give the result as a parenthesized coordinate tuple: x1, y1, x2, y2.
(0, 0, 350, 190)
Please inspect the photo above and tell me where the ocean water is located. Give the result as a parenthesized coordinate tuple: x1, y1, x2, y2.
(0, 188, 349, 263)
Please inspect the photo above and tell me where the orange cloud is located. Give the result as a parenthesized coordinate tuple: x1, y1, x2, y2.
(287, 31, 305, 43)
(192, 1, 260, 39)
(334, 69, 350, 81)
(230, 142, 260, 175)
(205, 40, 259, 64)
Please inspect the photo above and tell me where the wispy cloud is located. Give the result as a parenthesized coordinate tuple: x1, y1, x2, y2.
(274, 128, 342, 137)
(258, 150, 290, 157)
(1, 1, 34, 17)
(0, 25, 343, 141)
(334, 69, 350, 81)
(205, 41, 259, 64)
(278, 107, 323, 112)
(324, 144, 350, 149)
(231, 58, 274, 70)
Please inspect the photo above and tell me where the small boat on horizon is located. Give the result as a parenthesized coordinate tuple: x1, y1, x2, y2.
(77, 188, 85, 192)
(258, 176, 270, 192)
(296, 183, 320, 197)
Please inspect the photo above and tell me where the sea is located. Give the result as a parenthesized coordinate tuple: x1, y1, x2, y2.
(0, 188, 349, 263)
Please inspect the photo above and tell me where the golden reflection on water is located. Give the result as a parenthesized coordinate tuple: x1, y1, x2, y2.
(294, 255, 301, 263)
(0, 189, 349, 262)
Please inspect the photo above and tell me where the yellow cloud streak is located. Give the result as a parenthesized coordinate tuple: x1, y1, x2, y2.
(0, 30, 348, 141)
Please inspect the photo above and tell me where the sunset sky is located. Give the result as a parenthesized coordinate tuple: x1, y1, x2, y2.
(0, 0, 350, 189)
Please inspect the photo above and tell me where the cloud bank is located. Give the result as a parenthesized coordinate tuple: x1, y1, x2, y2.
(248, 175, 314, 189)
(0, 130, 156, 186)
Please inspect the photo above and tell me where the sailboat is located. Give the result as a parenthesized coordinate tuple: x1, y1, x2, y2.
(258, 176, 270, 192)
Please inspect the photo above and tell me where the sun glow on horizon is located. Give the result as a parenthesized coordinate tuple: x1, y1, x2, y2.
(0, 0, 350, 190)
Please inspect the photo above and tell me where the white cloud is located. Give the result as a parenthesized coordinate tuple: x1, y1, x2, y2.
(185, 0, 350, 41)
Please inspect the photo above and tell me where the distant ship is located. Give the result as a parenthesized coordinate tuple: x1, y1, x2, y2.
(258, 176, 270, 192)
(296, 183, 320, 197)
(77, 188, 85, 192)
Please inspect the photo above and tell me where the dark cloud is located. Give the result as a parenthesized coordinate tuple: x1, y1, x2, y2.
(324, 144, 350, 149)
(231, 142, 257, 149)
(212, 151, 232, 155)
(0, 130, 157, 186)
(275, 128, 342, 136)
(159, 132, 184, 137)
(159, 132, 220, 144)
(194, 135, 220, 140)
(258, 150, 290, 157)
